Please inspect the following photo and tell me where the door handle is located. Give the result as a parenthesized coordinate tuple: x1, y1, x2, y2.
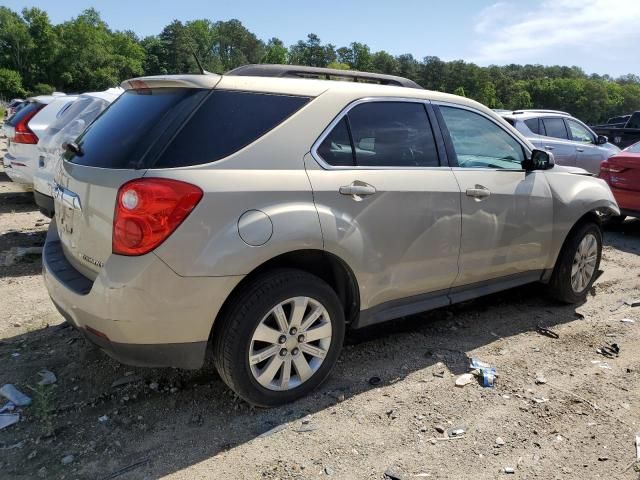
(465, 185, 491, 199)
(544, 145, 555, 151)
(339, 182, 376, 199)
(576, 147, 585, 152)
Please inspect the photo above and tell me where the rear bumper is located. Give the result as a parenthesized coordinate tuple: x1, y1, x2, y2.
(3, 152, 35, 187)
(610, 187, 640, 217)
(43, 223, 244, 369)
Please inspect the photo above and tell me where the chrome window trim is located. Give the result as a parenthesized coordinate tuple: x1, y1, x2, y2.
(433, 100, 532, 172)
(310, 96, 444, 171)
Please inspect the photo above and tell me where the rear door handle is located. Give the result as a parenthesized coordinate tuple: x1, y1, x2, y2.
(576, 147, 585, 152)
(339, 182, 377, 199)
(465, 185, 491, 199)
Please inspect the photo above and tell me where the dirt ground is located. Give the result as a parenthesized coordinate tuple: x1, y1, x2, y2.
(0, 136, 639, 480)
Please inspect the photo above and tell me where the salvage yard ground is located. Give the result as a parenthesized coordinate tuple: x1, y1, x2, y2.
(0, 136, 639, 479)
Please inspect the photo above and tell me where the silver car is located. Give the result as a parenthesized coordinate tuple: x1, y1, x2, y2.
(43, 66, 619, 406)
(501, 110, 620, 175)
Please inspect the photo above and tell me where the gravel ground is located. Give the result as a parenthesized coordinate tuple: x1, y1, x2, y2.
(0, 136, 639, 480)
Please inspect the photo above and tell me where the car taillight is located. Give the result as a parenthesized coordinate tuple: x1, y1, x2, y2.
(113, 178, 203, 256)
(600, 163, 626, 174)
(12, 107, 41, 144)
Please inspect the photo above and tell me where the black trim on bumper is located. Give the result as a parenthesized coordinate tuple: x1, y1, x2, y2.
(44, 237, 94, 295)
(34, 190, 54, 218)
(52, 299, 207, 369)
(620, 208, 639, 219)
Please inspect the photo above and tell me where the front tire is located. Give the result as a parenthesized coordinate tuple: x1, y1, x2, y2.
(550, 222, 602, 303)
(213, 269, 345, 407)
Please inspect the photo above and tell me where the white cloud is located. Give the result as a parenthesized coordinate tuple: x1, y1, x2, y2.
(471, 0, 640, 69)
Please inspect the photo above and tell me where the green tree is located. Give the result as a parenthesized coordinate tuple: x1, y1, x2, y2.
(288, 34, 336, 67)
(261, 38, 287, 64)
(0, 67, 25, 98)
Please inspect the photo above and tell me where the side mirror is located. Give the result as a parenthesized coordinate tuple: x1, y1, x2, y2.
(596, 135, 608, 145)
(522, 149, 554, 171)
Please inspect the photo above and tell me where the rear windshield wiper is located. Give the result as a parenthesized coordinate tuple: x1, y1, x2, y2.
(65, 142, 84, 156)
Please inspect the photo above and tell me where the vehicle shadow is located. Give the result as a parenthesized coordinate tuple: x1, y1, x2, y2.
(603, 217, 640, 255)
(0, 230, 46, 277)
(0, 283, 587, 480)
(0, 190, 39, 214)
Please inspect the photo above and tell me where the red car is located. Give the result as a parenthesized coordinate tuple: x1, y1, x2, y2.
(600, 141, 640, 221)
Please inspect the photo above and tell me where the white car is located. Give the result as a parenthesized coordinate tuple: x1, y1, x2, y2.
(3, 95, 77, 189)
(33, 88, 122, 216)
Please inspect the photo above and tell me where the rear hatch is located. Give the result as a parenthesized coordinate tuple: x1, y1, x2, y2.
(54, 76, 220, 279)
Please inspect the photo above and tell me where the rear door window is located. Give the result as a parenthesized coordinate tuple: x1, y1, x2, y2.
(155, 91, 309, 168)
(347, 102, 439, 167)
(541, 118, 569, 139)
(317, 117, 355, 166)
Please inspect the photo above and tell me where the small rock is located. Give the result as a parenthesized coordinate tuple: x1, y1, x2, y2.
(447, 427, 466, 438)
(98, 415, 108, 423)
(368, 376, 381, 386)
(535, 375, 547, 385)
(598, 456, 609, 462)
(625, 298, 640, 307)
(435, 425, 446, 434)
(455, 373, 475, 387)
(149, 382, 159, 391)
(37, 369, 57, 386)
(111, 375, 142, 388)
(336, 393, 345, 402)
(384, 467, 406, 480)
(61, 454, 74, 465)
(324, 466, 334, 475)
(495, 437, 506, 447)
(170, 387, 179, 393)
(504, 466, 515, 474)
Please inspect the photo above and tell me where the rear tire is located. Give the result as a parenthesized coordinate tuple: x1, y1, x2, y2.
(549, 222, 602, 303)
(213, 268, 345, 407)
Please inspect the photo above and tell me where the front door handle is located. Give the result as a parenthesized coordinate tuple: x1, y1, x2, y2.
(544, 145, 555, 151)
(339, 181, 377, 200)
(465, 185, 491, 200)
(576, 147, 585, 152)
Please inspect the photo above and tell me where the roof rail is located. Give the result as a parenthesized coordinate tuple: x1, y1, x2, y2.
(225, 64, 423, 89)
(512, 109, 570, 116)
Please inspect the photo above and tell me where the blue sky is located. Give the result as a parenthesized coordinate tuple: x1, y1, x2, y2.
(5, 0, 640, 77)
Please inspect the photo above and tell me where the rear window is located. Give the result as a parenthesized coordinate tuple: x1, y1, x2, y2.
(66, 89, 310, 169)
(67, 88, 208, 168)
(155, 91, 310, 168)
(7, 102, 43, 126)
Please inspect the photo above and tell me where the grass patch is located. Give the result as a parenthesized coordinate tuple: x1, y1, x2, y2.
(28, 384, 56, 437)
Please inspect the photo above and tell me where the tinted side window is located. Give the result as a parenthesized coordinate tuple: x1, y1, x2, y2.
(345, 102, 439, 167)
(7, 102, 43, 126)
(567, 119, 594, 143)
(156, 91, 310, 168)
(524, 118, 541, 134)
(542, 118, 568, 139)
(439, 106, 525, 169)
(317, 117, 355, 166)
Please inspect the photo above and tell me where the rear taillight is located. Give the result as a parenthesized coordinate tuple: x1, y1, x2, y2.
(13, 107, 41, 144)
(600, 162, 626, 174)
(113, 178, 203, 256)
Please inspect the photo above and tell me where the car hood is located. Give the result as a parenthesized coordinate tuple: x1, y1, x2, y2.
(550, 164, 593, 176)
(602, 142, 621, 157)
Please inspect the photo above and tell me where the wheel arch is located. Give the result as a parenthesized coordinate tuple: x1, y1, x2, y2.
(210, 249, 360, 342)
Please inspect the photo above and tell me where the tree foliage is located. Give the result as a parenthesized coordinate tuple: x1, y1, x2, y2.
(1, 6, 639, 123)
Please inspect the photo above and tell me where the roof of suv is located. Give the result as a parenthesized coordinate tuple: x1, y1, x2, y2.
(120, 72, 493, 116)
(501, 110, 571, 121)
